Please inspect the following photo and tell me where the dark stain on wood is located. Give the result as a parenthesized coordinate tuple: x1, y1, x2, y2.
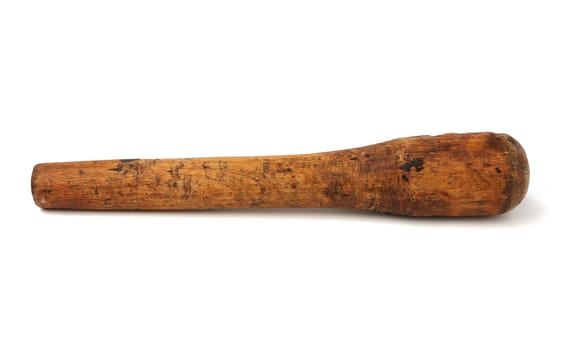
(109, 164, 123, 172)
(400, 158, 424, 172)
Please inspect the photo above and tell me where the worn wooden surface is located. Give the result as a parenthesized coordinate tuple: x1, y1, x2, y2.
(31, 132, 529, 216)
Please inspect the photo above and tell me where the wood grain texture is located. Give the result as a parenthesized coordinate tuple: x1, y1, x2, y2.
(31, 132, 529, 216)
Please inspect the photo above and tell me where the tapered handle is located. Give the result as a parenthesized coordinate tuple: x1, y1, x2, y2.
(31, 132, 529, 216)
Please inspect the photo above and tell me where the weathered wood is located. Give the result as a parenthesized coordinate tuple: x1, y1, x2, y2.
(31, 132, 529, 216)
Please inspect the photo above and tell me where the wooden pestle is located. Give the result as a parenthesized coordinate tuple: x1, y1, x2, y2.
(31, 132, 529, 216)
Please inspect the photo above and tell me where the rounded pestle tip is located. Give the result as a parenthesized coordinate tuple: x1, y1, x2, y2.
(500, 134, 530, 214)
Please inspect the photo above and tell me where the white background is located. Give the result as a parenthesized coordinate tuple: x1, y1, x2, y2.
(1, 1, 578, 349)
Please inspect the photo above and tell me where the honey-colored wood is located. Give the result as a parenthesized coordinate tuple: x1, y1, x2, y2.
(31, 132, 529, 216)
